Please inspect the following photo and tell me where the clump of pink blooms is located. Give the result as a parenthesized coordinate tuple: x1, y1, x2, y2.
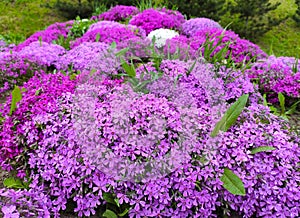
(247, 55, 300, 99)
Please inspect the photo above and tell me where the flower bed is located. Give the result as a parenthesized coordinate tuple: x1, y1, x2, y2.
(0, 5, 299, 218)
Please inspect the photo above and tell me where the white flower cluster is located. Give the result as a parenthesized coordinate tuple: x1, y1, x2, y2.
(147, 28, 179, 48)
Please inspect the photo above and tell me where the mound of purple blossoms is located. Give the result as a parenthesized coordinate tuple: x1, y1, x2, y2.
(247, 55, 300, 99)
(0, 53, 46, 95)
(91, 5, 140, 22)
(71, 26, 141, 48)
(190, 28, 267, 64)
(182, 18, 223, 37)
(14, 21, 73, 52)
(129, 8, 185, 34)
(17, 41, 66, 69)
(0, 58, 299, 217)
(60, 42, 109, 71)
(87, 21, 146, 38)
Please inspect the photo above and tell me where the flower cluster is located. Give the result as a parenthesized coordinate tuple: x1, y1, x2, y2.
(0, 72, 76, 171)
(190, 28, 267, 63)
(17, 41, 66, 69)
(182, 18, 223, 37)
(0, 53, 46, 95)
(87, 21, 146, 38)
(129, 8, 185, 34)
(247, 55, 300, 99)
(147, 28, 179, 48)
(60, 42, 109, 71)
(92, 5, 140, 22)
(13, 21, 73, 52)
(164, 35, 198, 60)
(116, 37, 154, 59)
(71, 27, 141, 48)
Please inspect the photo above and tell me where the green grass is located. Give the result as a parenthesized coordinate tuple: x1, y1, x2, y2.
(0, 0, 66, 43)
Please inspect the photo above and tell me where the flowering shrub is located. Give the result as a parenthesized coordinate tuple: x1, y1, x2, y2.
(182, 18, 223, 37)
(247, 55, 300, 99)
(91, 5, 140, 22)
(129, 8, 185, 34)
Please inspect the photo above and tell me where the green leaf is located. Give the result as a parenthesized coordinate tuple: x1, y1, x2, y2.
(102, 192, 116, 205)
(110, 41, 117, 50)
(211, 94, 249, 137)
(221, 168, 246, 196)
(278, 92, 285, 114)
(250, 146, 276, 154)
(96, 33, 101, 42)
(115, 47, 129, 57)
(9, 85, 22, 116)
(118, 208, 129, 217)
(285, 100, 300, 115)
(3, 177, 26, 189)
(103, 209, 118, 218)
(120, 59, 136, 78)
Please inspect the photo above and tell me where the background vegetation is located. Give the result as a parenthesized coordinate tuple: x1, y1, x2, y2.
(0, 0, 299, 57)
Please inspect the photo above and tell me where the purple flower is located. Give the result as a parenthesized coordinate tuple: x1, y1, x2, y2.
(91, 5, 140, 22)
(182, 18, 223, 37)
(129, 8, 185, 34)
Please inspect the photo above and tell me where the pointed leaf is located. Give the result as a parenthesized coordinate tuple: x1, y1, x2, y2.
(250, 146, 276, 154)
(221, 168, 246, 196)
(9, 85, 22, 116)
(118, 208, 129, 217)
(103, 209, 118, 218)
(3, 177, 25, 189)
(211, 94, 249, 137)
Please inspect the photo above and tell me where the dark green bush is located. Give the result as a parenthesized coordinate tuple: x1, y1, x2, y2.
(223, 0, 287, 40)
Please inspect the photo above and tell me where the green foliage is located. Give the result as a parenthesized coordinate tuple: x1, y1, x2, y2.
(101, 192, 129, 218)
(211, 94, 249, 137)
(9, 85, 22, 116)
(223, 0, 287, 40)
(263, 92, 300, 119)
(3, 177, 30, 190)
(250, 146, 276, 154)
(166, 0, 226, 21)
(45, 0, 95, 20)
(136, 0, 166, 11)
(68, 16, 94, 39)
(293, 0, 300, 25)
(221, 168, 246, 196)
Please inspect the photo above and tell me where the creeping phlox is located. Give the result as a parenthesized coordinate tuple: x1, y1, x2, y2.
(0, 4, 299, 218)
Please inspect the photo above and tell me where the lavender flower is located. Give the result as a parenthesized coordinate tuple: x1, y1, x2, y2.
(247, 55, 300, 98)
(91, 5, 140, 22)
(71, 27, 141, 48)
(60, 42, 109, 71)
(129, 8, 185, 34)
(182, 18, 223, 37)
